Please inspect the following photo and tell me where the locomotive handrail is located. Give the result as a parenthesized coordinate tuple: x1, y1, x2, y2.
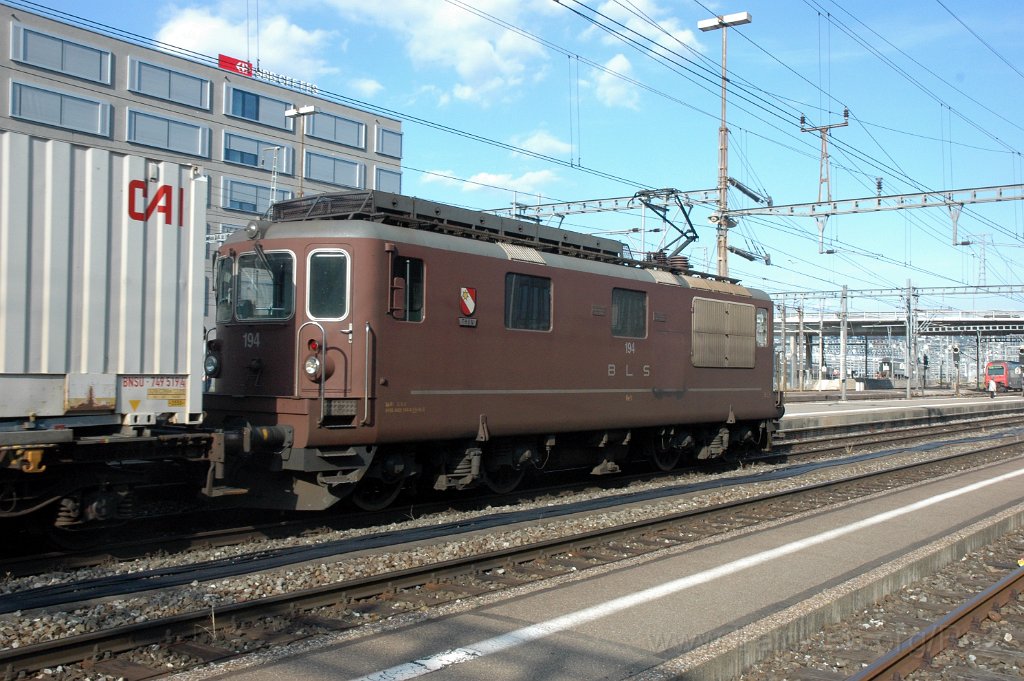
(296, 321, 328, 425)
(362, 321, 374, 426)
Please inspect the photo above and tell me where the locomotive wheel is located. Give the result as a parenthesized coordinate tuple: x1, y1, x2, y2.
(350, 451, 409, 511)
(350, 475, 403, 511)
(648, 438, 681, 472)
(483, 464, 525, 494)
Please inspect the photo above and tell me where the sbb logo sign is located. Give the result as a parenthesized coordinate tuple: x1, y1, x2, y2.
(218, 54, 253, 77)
(127, 180, 185, 227)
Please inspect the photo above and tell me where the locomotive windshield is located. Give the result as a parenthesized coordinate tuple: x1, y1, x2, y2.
(235, 250, 295, 321)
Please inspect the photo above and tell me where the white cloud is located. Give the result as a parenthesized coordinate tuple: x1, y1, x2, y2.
(513, 130, 572, 156)
(421, 168, 558, 194)
(155, 6, 339, 83)
(322, 0, 550, 104)
(595, 54, 639, 109)
(464, 169, 558, 194)
(421, 170, 463, 187)
(349, 78, 384, 98)
(593, 0, 700, 55)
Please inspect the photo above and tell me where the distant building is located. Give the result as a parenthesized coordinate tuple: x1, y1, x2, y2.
(0, 1, 402, 314)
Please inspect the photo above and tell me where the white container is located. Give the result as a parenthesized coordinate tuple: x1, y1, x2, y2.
(0, 131, 208, 428)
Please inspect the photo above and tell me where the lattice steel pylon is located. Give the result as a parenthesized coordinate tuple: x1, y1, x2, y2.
(800, 109, 848, 254)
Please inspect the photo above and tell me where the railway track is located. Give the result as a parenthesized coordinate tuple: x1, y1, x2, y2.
(5, 410, 1019, 578)
(737, 515, 1024, 681)
(850, 565, 1024, 681)
(2, 430, 1023, 680)
(774, 411, 1024, 459)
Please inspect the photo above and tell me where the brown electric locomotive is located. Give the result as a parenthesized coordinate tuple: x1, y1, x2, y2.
(203, 190, 784, 511)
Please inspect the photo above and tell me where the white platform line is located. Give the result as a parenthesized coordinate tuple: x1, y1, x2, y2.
(349, 465, 1024, 681)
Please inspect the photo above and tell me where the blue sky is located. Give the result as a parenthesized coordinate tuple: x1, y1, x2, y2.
(19, 0, 1024, 313)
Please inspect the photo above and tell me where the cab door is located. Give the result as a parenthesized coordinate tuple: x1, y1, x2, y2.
(297, 247, 357, 423)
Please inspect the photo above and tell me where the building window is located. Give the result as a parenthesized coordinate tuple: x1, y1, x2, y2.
(307, 111, 365, 149)
(223, 132, 293, 174)
(223, 178, 292, 214)
(611, 288, 647, 338)
(307, 250, 350, 320)
(206, 223, 242, 259)
(225, 85, 292, 129)
(127, 109, 209, 157)
(128, 58, 210, 109)
(505, 273, 551, 331)
(305, 152, 363, 188)
(393, 256, 424, 322)
(375, 168, 402, 193)
(377, 127, 402, 158)
(10, 81, 111, 137)
(11, 23, 111, 84)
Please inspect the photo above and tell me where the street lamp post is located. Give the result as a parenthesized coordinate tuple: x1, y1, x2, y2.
(697, 11, 751, 279)
(285, 104, 316, 197)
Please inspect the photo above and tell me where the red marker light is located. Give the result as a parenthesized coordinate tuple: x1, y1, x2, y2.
(308, 339, 320, 352)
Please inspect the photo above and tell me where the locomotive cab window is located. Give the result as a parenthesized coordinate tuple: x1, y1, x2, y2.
(214, 255, 234, 323)
(756, 308, 769, 347)
(392, 256, 424, 322)
(307, 250, 350, 320)
(505, 273, 551, 331)
(236, 250, 294, 320)
(611, 288, 646, 338)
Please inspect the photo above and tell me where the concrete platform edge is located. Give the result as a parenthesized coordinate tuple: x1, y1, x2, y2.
(635, 501, 1024, 680)
(779, 399, 1024, 434)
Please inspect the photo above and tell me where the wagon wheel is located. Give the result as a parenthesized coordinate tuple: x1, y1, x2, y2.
(483, 463, 525, 494)
(647, 438, 680, 472)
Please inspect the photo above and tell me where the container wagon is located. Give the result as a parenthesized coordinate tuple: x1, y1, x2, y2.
(0, 131, 211, 527)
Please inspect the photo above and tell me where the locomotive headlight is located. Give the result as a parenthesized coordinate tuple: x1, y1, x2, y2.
(204, 353, 221, 378)
(304, 355, 321, 379)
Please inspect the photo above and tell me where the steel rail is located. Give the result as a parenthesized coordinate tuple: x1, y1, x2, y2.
(847, 565, 1024, 681)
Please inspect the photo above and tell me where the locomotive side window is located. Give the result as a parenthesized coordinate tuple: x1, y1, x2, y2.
(214, 256, 234, 323)
(755, 308, 769, 347)
(505, 273, 551, 331)
(307, 250, 350, 320)
(611, 288, 646, 338)
(394, 256, 424, 322)
(236, 250, 294, 320)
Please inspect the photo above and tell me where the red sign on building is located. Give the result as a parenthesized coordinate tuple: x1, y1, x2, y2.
(218, 54, 253, 77)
